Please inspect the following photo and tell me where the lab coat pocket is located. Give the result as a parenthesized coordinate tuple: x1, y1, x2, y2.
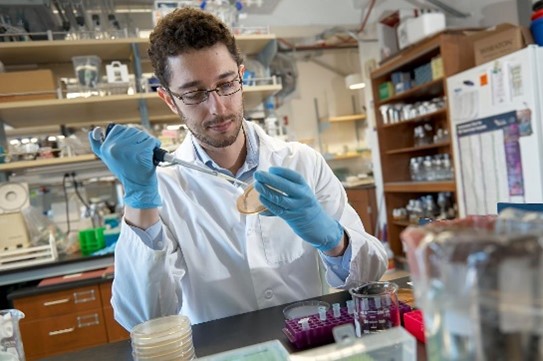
(257, 216, 305, 265)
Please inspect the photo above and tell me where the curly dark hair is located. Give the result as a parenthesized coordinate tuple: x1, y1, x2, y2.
(148, 7, 243, 88)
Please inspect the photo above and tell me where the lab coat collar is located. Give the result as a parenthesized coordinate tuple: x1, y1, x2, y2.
(172, 120, 290, 168)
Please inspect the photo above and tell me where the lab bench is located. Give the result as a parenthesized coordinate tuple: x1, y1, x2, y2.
(0, 252, 114, 287)
(0, 253, 118, 359)
(37, 276, 426, 361)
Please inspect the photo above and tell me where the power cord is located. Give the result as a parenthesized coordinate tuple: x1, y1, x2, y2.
(70, 172, 90, 212)
(62, 173, 71, 236)
(70, 172, 98, 228)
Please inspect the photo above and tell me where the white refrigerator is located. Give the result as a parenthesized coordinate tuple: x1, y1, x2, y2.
(447, 45, 543, 216)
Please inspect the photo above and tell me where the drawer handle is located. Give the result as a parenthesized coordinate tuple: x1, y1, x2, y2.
(77, 313, 100, 328)
(73, 289, 96, 304)
(43, 298, 70, 307)
(49, 327, 75, 336)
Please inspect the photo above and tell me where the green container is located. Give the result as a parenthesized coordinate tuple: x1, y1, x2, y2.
(78, 227, 106, 256)
(378, 81, 394, 100)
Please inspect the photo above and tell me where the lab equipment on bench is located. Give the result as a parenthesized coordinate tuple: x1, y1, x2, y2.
(403, 210, 543, 361)
(349, 281, 401, 336)
(282, 300, 354, 349)
(199, 327, 416, 361)
(282, 300, 331, 320)
(0, 309, 25, 361)
(290, 325, 416, 361)
(197, 340, 289, 361)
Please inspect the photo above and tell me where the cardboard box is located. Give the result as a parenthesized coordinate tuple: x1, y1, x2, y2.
(0, 69, 56, 103)
(469, 23, 534, 65)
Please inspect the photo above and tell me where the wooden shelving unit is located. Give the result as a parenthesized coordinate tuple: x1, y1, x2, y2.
(0, 36, 275, 67)
(326, 153, 361, 161)
(381, 108, 446, 129)
(0, 154, 97, 172)
(385, 141, 451, 155)
(0, 35, 282, 173)
(328, 113, 366, 123)
(371, 31, 474, 256)
(0, 83, 282, 128)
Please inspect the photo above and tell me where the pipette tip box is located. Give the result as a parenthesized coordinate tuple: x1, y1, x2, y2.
(283, 306, 354, 349)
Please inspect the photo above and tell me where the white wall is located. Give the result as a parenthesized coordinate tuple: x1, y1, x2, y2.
(238, 0, 522, 39)
(276, 49, 371, 176)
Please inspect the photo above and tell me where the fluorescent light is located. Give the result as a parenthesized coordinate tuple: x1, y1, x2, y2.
(345, 73, 366, 90)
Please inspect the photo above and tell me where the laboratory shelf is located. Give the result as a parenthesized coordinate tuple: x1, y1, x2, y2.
(0, 35, 277, 66)
(384, 181, 456, 193)
(385, 141, 451, 155)
(325, 153, 362, 161)
(0, 154, 97, 172)
(327, 113, 367, 123)
(0, 83, 282, 128)
(376, 78, 444, 106)
(381, 108, 447, 129)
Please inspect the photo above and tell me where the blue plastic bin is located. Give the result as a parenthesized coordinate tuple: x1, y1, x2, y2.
(531, 17, 543, 46)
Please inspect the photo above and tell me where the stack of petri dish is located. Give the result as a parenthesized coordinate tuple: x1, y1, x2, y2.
(131, 315, 195, 361)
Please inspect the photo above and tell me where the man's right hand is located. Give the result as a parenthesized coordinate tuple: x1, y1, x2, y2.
(88, 125, 161, 209)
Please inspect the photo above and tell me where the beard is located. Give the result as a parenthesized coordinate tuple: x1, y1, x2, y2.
(180, 108, 244, 148)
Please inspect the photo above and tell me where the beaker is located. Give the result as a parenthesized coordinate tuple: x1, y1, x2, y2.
(349, 281, 400, 337)
(401, 213, 543, 361)
(0, 309, 25, 361)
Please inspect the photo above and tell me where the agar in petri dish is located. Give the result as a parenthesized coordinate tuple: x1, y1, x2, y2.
(236, 182, 267, 214)
(282, 301, 331, 320)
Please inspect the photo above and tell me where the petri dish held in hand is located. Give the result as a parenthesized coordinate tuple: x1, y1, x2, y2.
(236, 182, 267, 214)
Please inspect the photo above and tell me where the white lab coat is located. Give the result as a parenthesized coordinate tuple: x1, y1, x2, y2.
(112, 122, 387, 329)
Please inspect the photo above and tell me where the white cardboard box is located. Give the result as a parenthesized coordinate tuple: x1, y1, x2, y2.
(397, 12, 446, 49)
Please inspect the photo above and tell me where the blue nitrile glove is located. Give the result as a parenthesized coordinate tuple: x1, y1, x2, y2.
(88, 125, 161, 209)
(253, 167, 344, 252)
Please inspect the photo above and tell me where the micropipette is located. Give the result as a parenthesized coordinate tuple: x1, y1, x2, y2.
(91, 126, 248, 187)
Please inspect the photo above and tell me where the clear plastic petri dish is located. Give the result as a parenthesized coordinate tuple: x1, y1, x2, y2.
(133, 346, 195, 361)
(236, 182, 267, 214)
(282, 300, 331, 320)
(131, 315, 192, 346)
(133, 336, 194, 356)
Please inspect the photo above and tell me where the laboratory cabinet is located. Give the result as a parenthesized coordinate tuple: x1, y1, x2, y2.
(346, 186, 377, 236)
(371, 31, 474, 257)
(10, 280, 128, 360)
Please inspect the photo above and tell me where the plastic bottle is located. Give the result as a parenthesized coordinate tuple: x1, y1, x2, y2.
(264, 102, 287, 140)
(264, 102, 278, 137)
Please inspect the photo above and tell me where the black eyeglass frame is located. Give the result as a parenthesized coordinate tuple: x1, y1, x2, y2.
(165, 74, 243, 105)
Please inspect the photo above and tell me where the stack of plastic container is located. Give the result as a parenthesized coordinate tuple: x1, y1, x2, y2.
(532, 0, 543, 45)
(131, 315, 195, 361)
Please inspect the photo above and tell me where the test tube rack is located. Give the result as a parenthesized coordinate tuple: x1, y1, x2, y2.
(282, 306, 354, 349)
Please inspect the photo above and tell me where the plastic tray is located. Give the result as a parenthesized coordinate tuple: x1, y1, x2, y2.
(283, 306, 354, 349)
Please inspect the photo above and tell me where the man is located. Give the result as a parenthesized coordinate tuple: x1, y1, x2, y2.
(89, 7, 386, 329)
